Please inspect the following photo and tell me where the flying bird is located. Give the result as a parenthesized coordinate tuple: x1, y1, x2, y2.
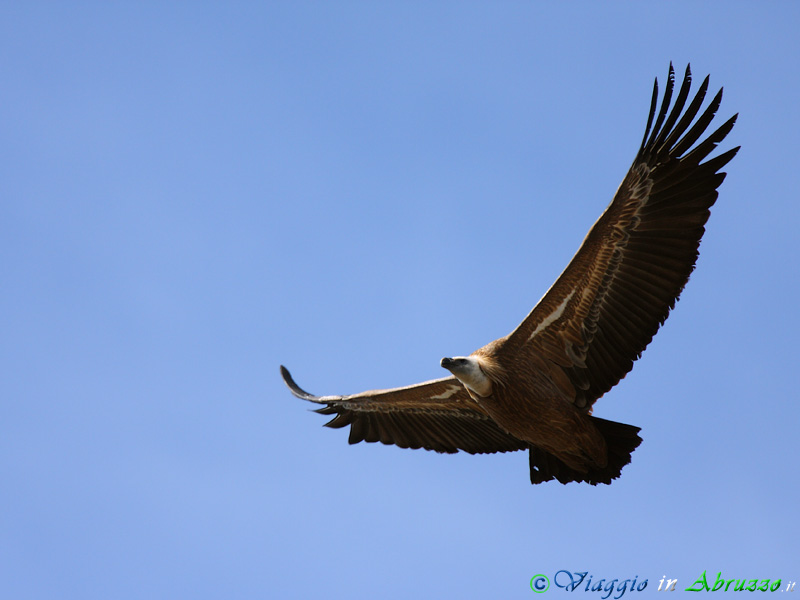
(281, 64, 738, 485)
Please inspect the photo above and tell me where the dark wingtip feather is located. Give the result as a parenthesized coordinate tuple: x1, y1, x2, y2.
(639, 76, 660, 152)
(672, 87, 724, 157)
(644, 64, 676, 151)
(280, 365, 324, 402)
(653, 72, 710, 156)
(652, 64, 693, 152)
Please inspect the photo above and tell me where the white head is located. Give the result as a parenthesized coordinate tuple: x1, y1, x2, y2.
(440, 356, 493, 397)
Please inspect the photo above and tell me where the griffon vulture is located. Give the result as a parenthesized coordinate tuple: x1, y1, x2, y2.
(281, 64, 738, 485)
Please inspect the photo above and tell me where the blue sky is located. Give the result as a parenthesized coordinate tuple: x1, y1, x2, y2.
(2, 3, 799, 598)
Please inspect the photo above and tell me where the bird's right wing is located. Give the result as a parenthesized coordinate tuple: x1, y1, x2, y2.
(280, 366, 528, 454)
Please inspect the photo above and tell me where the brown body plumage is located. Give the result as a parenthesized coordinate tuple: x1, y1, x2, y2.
(281, 64, 738, 485)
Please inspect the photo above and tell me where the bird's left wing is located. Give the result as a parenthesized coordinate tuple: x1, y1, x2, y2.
(280, 366, 528, 454)
(497, 64, 738, 410)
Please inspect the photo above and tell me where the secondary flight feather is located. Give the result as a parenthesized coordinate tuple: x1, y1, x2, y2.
(281, 64, 738, 485)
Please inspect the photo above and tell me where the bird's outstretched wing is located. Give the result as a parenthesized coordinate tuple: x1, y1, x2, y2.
(500, 64, 739, 409)
(280, 366, 528, 454)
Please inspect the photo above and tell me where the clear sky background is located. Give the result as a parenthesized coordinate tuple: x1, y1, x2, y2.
(2, 3, 799, 599)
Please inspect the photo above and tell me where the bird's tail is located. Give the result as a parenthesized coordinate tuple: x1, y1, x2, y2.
(528, 417, 642, 485)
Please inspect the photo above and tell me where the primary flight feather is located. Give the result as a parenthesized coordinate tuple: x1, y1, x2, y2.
(281, 63, 738, 485)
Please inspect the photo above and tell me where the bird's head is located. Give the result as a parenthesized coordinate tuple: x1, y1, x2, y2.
(440, 356, 493, 397)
